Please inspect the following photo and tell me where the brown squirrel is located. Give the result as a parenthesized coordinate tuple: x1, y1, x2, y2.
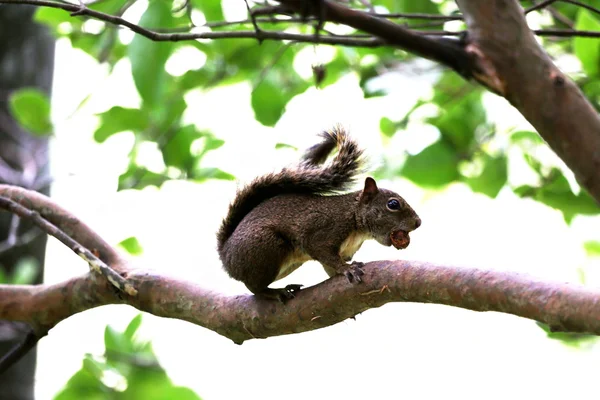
(217, 127, 421, 301)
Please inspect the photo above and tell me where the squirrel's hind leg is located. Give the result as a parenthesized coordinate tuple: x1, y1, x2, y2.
(237, 228, 303, 303)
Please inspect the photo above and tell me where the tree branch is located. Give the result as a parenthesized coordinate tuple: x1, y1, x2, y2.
(456, 0, 600, 204)
(275, 0, 474, 77)
(0, 184, 599, 372)
(0, 190, 136, 295)
(2, 258, 600, 346)
(0, 0, 387, 47)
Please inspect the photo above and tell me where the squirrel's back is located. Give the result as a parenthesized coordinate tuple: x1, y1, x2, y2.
(216, 126, 363, 251)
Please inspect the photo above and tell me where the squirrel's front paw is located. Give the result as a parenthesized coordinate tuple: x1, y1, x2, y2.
(344, 262, 365, 284)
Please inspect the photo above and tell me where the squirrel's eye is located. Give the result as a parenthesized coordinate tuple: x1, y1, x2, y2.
(387, 199, 400, 210)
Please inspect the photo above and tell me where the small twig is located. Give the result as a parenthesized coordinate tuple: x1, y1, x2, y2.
(525, 0, 558, 14)
(372, 12, 462, 21)
(560, 0, 600, 16)
(534, 28, 600, 37)
(245, 0, 264, 43)
(0, 196, 137, 296)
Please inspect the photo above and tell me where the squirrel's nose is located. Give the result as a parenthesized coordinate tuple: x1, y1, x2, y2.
(413, 217, 421, 230)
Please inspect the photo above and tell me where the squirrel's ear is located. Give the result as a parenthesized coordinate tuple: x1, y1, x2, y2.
(360, 177, 379, 202)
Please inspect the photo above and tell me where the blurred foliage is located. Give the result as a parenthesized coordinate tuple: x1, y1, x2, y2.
(54, 314, 202, 399)
(0, 257, 40, 284)
(536, 322, 599, 349)
(118, 237, 144, 256)
(19, 0, 600, 357)
(8, 88, 53, 136)
(29, 0, 600, 221)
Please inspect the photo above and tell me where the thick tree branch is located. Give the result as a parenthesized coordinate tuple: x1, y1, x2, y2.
(456, 0, 600, 204)
(2, 259, 600, 347)
(0, 190, 136, 295)
(276, 0, 474, 77)
(0, 184, 598, 357)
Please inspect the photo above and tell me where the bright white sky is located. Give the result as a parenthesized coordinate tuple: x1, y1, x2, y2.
(33, 6, 600, 399)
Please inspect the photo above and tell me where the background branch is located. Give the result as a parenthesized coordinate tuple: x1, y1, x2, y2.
(457, 0, 600, 204)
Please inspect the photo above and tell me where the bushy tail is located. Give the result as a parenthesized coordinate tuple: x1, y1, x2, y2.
(217, 126, 364, 251)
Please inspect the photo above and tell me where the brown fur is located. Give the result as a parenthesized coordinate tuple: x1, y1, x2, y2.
(217, 128, 421, 301)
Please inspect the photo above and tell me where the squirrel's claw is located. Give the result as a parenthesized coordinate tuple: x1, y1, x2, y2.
(284, 284, 303, 295)
(344, 262, 365, 284)
(255, 284, 303, 303)
(276, 284, 303, 303)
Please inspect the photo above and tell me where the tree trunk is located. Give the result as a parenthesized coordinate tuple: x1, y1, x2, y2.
(0, 4, 54, 399)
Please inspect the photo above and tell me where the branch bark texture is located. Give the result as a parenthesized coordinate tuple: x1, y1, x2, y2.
(456, 0, 600, 203)
(1, 260, 600, 345)
(0, 185, 599, 347)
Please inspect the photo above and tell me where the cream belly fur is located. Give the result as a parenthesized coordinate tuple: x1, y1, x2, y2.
(274, 231, 371, 281)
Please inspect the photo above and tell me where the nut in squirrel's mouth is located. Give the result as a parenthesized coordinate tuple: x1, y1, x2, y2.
(390, 230, 410, 249)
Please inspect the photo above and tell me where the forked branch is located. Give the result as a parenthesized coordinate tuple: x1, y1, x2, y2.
(0, 184, 599, 372)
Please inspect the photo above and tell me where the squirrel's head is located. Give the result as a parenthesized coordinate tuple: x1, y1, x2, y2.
(357, 177, 421, 249)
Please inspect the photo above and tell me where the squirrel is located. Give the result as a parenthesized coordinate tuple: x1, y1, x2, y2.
(217, 126, 421, 301)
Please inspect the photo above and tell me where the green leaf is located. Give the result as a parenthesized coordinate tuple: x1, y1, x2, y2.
(574, 10, 600, 77)
(178, 68, 212, 91)
(105, 325, 132, 354)
(379, 117, 396, 138)
(536, 322, 598, 348)
(118, 165, 171, 190)
(191, 0, 223, 21)
(523, 153, 543, 174)
(510, 130, 543, 144)
(10, 257, 39, 285)
(9, 88, 52, 136)
(401, 141, 460, 188)
(94, 106, 148, 143)
(518, 169, 600, 223)
(513, 184, 536, 197)
(429, 76, 484, 152)
(584, 241, 600, 256)
(128, 0, 175, 108)
(192, 167, 235, 182)
(53, 359, 107, 400)
(251, 79, 287, 127)
(275, 143, 297, 150)
(124, 368, 201, 400)
(463, 154, 508, 198)
(119, 237, 144, 256)
(125, 314, 143, 340)
(202, 136, 225, 153)
(159, 96, 187, 131)
(162, 125, 204, 170)
(34, 7, 74, 31)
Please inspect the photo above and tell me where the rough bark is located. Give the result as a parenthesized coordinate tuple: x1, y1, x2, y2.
(0, 185, 598, 351)
(456, 0, 600, 203)
(0, 4, 54, 399)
